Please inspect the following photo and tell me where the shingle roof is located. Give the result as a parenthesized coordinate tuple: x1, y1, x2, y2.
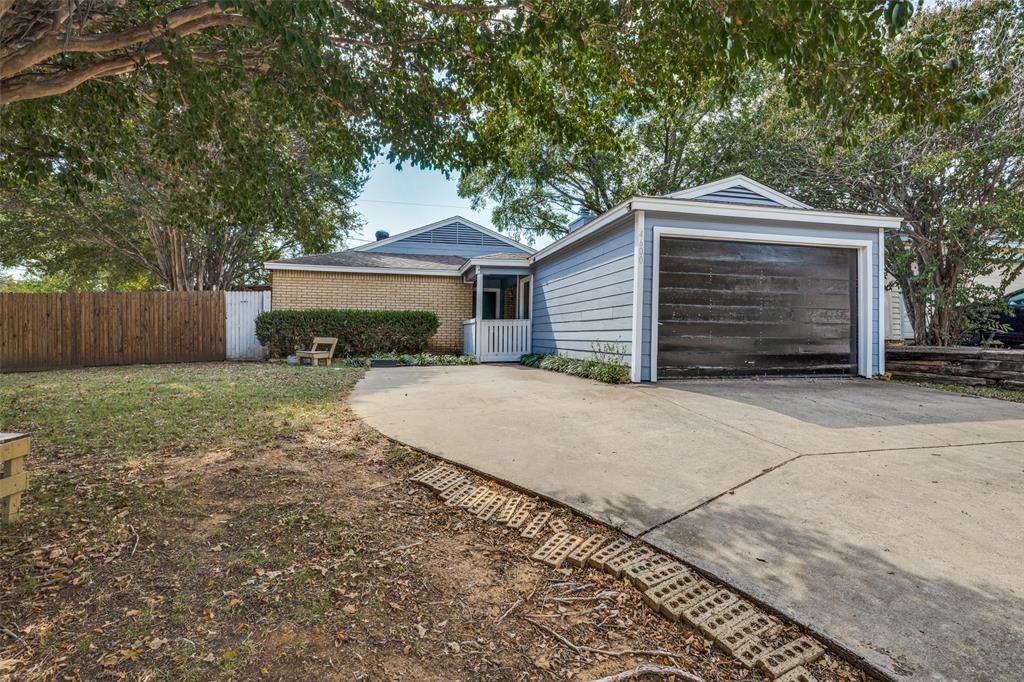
(471, 252, 532, 260)
(267, 251, 467, 271)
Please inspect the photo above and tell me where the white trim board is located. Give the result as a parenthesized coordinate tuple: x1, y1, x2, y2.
(665, 174, 812, 209)
(459, 257, 532, 276)
(878, 227, 886, 374)
(649, 226, 875, 381)
(629, 210, 645, 383)
(353, 215, 535, 254)
(517, 275, 533, 320)
(263, 262, 462, 277)
(631, 197, 901, 230)
(531, 199, 900, 267)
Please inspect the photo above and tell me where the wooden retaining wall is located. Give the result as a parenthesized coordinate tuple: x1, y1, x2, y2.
(0, 292, 226, 373)
(886, 346, 1024, 390)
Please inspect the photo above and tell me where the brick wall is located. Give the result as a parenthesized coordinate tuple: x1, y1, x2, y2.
(271, 270, 473, 353)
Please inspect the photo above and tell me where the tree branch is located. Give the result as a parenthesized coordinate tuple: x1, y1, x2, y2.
(0, 4, 241, 80)
(0, 6, 256, 103)
(1, 49, 166, 103)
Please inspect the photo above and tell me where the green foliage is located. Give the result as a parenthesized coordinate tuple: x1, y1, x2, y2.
(520, 353, 630, 384)
(255, 309, 440, 358)
(471, 1, 1022, 346)
(459, 73, 774, 238)
(0, 63, 366, 290)
(711, 0, 1024, 346)
(337, 353, 478, 368)
(0, 272, 143, 293)
(459, 1, 967, 239)
(1, 1, 974, 289)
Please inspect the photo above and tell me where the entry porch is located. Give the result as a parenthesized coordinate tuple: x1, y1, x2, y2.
(460, 259, 532, 362)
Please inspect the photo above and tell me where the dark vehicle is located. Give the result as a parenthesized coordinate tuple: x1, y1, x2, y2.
(979, 289, 1024, 347)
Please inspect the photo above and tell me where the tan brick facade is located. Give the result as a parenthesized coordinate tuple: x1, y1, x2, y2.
(271, 269, 473, 352)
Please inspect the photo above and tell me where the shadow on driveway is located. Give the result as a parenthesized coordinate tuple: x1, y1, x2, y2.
(653, 377, 1024, 428)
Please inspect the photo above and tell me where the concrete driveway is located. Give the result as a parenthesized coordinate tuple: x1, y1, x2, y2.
(351, 365, 1024, 681)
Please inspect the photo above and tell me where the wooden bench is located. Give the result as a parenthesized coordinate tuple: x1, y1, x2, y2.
(0, 433, 30, 523)
(295, 336, 338, 367)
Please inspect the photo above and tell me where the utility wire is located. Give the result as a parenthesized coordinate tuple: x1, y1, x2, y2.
(355, 197, 477, 210)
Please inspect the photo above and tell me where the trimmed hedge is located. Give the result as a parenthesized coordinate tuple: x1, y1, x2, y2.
(520, 353, 630, 384)
(256, 309, 439, 357)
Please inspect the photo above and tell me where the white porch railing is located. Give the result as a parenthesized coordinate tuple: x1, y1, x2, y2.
(478, 319, 531, 362)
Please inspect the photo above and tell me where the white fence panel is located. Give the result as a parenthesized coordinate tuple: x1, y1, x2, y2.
(479, 319, 531, 362)
(225, 291, 271, 360)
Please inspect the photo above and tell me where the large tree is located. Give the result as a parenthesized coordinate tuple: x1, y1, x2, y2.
(719, 0, 1024, 346)
(1, 1, 967, 288)
(460, 1, 1022, 346)
(0, 62, 366, 290)
(457, 0, 968, 239)
(459, 75, 772, 239)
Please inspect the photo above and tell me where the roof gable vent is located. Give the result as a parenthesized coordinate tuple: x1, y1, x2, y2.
(403, 221, 509, 248)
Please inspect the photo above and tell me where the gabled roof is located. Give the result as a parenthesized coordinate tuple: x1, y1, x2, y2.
(665, 174, 812, 209)
(353, 215, 535, 254)
(530, 178, 902, 265)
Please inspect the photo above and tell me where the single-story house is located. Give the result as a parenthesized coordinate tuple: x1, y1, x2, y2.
(266, 175, 901, 381)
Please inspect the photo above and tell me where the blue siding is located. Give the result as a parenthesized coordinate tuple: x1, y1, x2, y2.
(639, 213, 882, 380)
(531, 222, 634, 364)
(366, 220, 531, 258)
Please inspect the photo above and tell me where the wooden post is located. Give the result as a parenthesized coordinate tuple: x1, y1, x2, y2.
(0, 433, 30, 523)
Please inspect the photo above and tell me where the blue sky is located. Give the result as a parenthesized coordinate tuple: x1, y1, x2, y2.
(349, 161, 556, 252)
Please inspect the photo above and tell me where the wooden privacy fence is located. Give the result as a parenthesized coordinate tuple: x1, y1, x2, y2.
(0, 291, 227, 372)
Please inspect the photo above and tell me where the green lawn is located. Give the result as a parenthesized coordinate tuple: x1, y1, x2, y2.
(1, 363, 360, 463)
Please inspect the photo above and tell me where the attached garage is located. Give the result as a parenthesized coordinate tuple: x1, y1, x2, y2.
(528, 176, 897, 382)
(655, 237, 859, 378)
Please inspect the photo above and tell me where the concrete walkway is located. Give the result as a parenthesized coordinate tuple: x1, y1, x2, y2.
(351, 365, 1024, 681)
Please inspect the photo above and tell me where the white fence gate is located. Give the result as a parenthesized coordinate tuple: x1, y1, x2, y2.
(478, 319, 531, 362)
(225, 291, 271, 360)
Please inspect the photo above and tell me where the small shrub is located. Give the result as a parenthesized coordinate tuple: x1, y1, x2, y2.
(520, 353, 630, 384)
(390, 353, 478, 366)
(338, 353, 478, 367)
(256, 309, 439, 357)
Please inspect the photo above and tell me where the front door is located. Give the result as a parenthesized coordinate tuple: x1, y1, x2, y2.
(483, 289, 500, 319)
